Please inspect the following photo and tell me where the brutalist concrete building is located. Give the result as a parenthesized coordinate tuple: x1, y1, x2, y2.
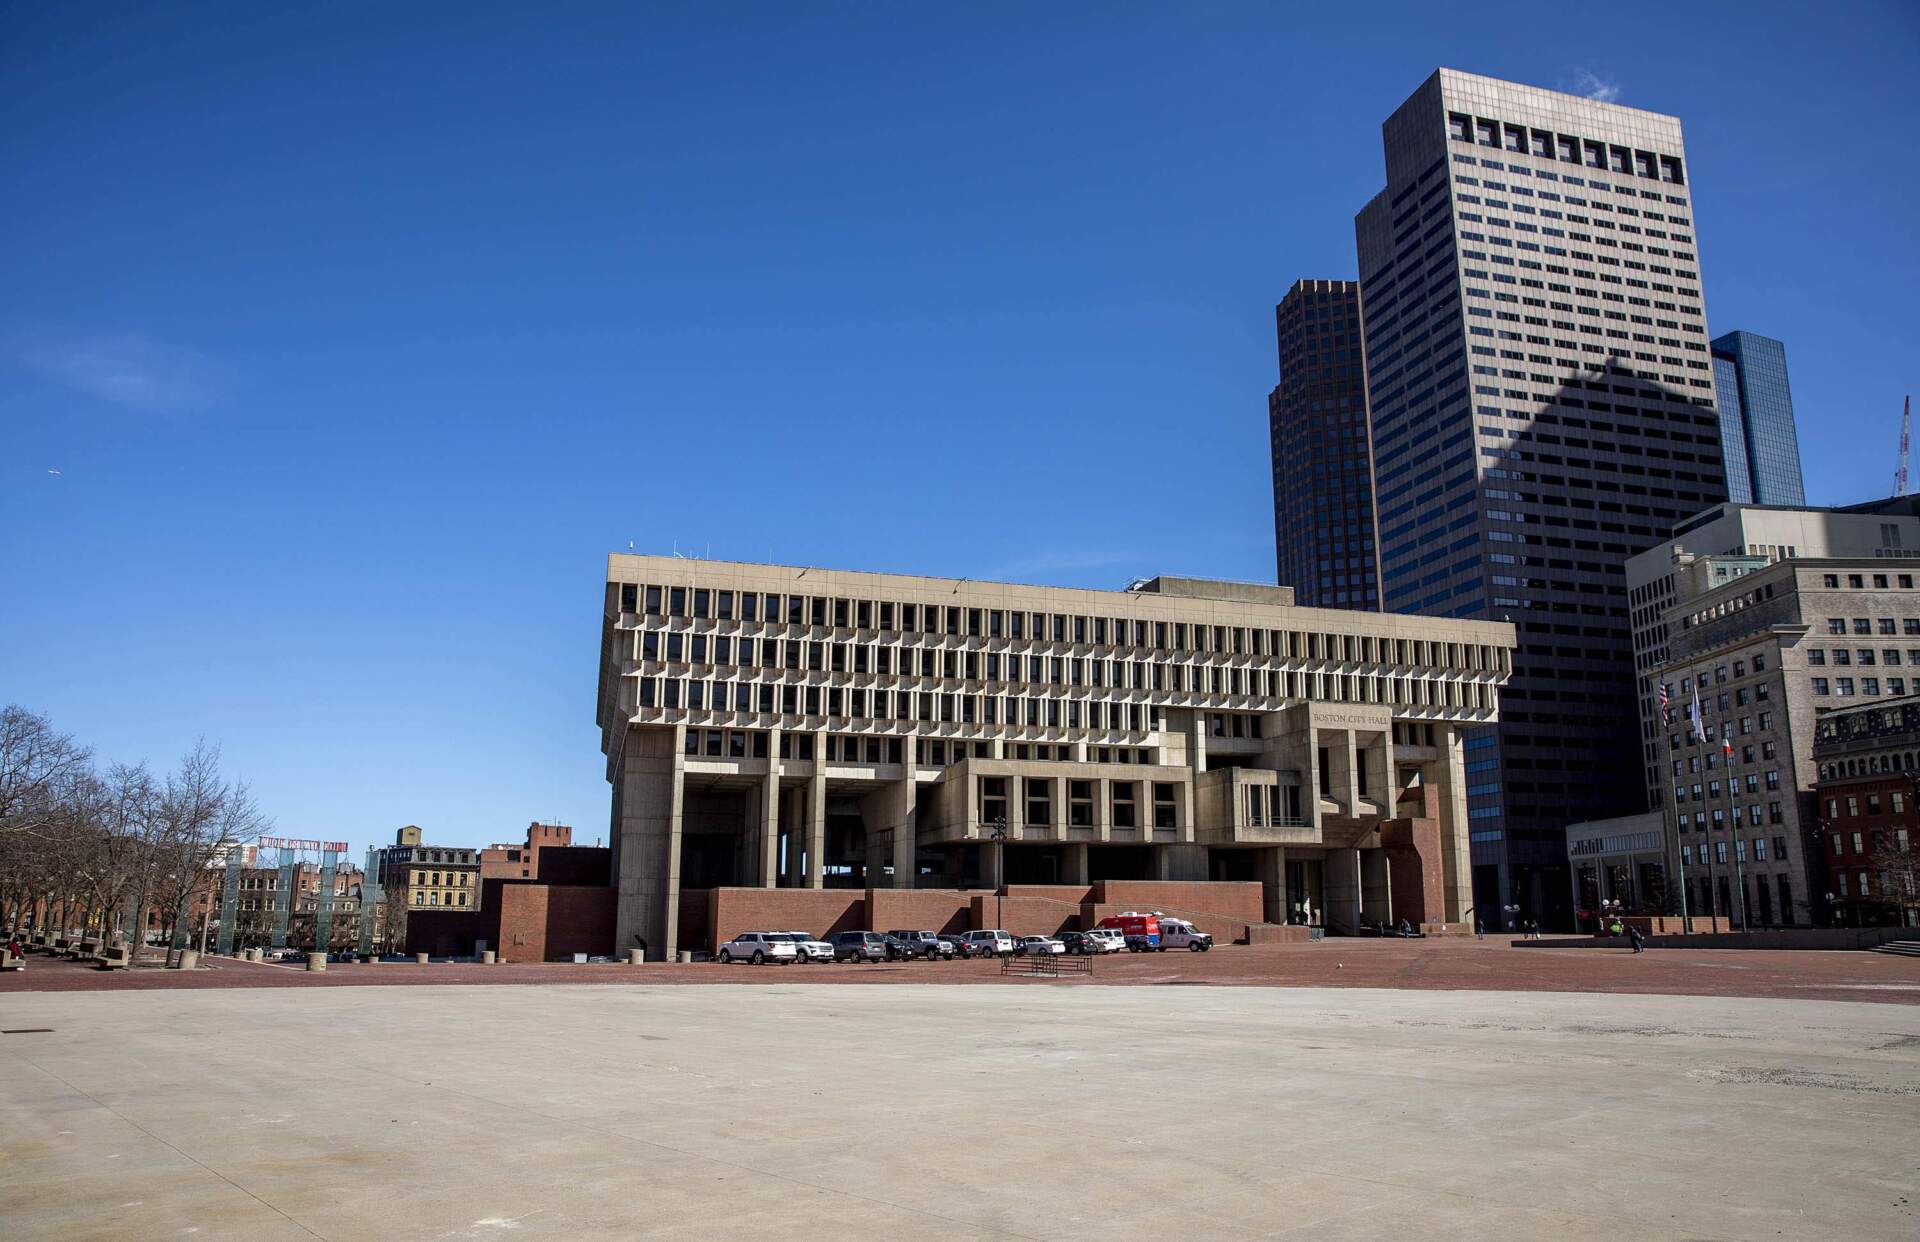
(598, 556, 1513, 958)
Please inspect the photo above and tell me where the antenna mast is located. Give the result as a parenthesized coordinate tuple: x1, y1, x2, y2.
(1898, 395, 1911, 497)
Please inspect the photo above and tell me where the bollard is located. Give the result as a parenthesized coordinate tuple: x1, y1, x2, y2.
(306, 952, 327, 972)
(628, 948, 644, 965)
(482, 950, 496, 964)
(678, 950, 692, 964)
(415, 952, 429, 965)
(178, 950, 199, 970)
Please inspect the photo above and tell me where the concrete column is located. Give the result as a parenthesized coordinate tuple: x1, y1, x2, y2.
(1324, 847, 1362, 934)
(1360, 849, 1391, 925)
(890, 818, 916, 888)
(1435, 726, 1474, 924)
(892, 749, 919, 890)
(1190, 711, 1209, 774)
(759, 770, 780, 888)
(806, 760, 827, 889)
(1062, 843, 1090, 886)
(613, 725, 686, 961)
(1097, 778, 1114, 842)
(1051, 775, 1068, 841)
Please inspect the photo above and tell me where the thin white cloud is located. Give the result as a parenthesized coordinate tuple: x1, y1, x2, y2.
(1572, 68, 1621, 104)
(8, 330, 230, 412)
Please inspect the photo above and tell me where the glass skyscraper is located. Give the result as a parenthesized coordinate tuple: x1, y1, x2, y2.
(1710, 331, 1806, 506)
(1269, 280, 1378, 610)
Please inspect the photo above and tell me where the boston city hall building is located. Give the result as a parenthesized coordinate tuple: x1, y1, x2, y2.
(598, 556, 1514, 959)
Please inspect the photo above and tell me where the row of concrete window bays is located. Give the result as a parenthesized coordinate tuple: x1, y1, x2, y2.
(612, 591, 1506, 674)
(626, 672, 1500, 724)
(661, 743, 1442, 847)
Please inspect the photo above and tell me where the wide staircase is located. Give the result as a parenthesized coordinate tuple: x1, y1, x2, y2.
(1869, 939, 1920, 958)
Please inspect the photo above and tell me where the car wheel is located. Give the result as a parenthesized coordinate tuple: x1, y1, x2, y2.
(718, 949, 732, 964)
(751, 951, 765, 965)
(1189, 943, 1203, 952)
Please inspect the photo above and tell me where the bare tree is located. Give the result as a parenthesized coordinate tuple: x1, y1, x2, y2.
(138, 742, 268, 952)
(1874, 830, 1920, 927)
(379, 884, 410, 955)
(0, 705, 91, 841)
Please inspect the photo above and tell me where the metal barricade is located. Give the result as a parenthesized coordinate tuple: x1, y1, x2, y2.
(999, 953, 1092, 977)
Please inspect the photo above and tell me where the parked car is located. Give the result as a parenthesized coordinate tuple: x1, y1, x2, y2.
(1059, 931, 1099, 955)
(773, 931, 834, 962)
(716, 932, 798, 965)
(827, 931, 889, 963)
(885, 930, 952, 960)
(936, 934, 975, 958)
(1086, 928, 1126, 953)
(1015, 935, 1065, 956)
(959, 929, 1016, 957)
(1157, 917, 1213, 952)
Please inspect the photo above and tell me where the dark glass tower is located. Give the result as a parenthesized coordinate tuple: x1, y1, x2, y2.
(1269, 280, 1377, 609)
(1711, 330, 1806, 506)
(1354, 70, 1729, 929)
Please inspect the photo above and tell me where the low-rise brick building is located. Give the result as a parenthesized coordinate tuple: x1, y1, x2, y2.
(1813, 694, 1920, 927)
(480, 822, 573, 881)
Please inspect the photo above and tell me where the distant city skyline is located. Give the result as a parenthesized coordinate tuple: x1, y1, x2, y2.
(4, 6, 1914, 858)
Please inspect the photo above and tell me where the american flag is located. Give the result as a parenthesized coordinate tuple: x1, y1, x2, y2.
(1658, 682, 1670, 725)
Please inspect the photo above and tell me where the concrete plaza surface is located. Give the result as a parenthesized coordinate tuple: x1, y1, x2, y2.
(1, 984, 1915, 1241)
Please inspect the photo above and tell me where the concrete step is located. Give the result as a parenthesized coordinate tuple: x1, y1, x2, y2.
(1869, 940, 1920, 957)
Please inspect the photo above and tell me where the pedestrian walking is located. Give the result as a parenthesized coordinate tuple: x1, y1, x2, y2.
(1627, 924, 1645, 954)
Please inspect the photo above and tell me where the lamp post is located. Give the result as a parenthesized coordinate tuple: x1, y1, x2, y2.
(989, 816, 1008, 932)
(1501, 903, 1520, 935)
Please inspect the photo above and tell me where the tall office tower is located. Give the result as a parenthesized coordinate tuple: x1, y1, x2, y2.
(1711, 330, 1806, 506)
(1268, 279, 1378, 609)
(1355, 69, 1728, 927)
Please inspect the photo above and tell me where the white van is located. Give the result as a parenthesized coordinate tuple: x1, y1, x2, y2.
(1155, 917, 1214, 952)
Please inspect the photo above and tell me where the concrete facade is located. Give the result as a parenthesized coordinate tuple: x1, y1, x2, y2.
(1356, 69, 1727, 930)
(597, 557, 1514, 958)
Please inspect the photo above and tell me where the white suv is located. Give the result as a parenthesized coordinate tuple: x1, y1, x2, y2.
(960, 930, 1016, 957)
(775, 931, 834, 962)
(717, 932, 798, 964)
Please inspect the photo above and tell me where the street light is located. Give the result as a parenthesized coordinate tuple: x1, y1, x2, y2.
(989, 816, 1008, 932)
(1502, 902, 1520, 934)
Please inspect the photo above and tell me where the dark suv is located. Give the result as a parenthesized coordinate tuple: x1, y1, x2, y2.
(828, 931, 888, 963)
(885, 930, 952, 960)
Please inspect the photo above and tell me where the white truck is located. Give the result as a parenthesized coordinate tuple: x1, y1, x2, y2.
(1155, 917, 1214, 952)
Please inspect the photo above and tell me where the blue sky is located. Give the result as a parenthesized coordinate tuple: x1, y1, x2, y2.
(4, 3, 1916, 856)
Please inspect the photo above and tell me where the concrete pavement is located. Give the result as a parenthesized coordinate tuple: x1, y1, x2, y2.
(1, 983, 1915, 1240)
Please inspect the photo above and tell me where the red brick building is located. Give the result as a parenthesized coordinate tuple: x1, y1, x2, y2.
(480, 822, 573, 881)
(1814, 695, 1920, 927)
(411, 845, 613, 960)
